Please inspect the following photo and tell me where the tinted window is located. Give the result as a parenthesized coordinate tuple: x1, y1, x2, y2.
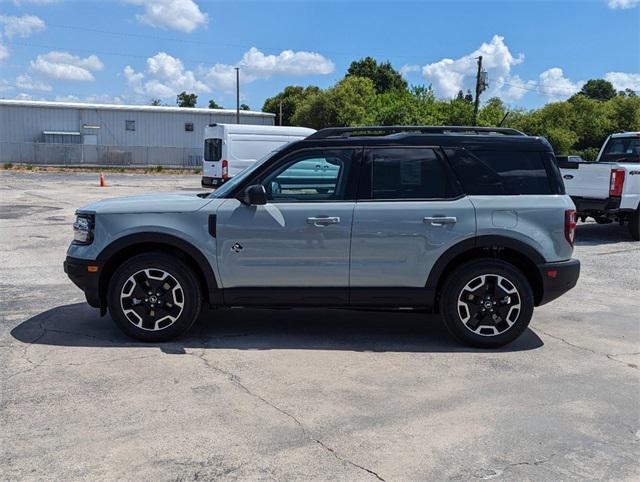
(467, 150, 552, 194)
(204, 138, 222, 162)
(444, 148, 507, 195)
(371, 148, 459, 200)
(261, 149, 354, 202)
(601, 137, 640, 163)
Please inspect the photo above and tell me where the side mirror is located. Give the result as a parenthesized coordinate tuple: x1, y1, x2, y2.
(240, 184, 267, 205)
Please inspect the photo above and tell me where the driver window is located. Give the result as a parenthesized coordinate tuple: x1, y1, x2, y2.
(261, 149, 354, 202)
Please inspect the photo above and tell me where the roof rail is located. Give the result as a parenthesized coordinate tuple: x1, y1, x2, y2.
(306, 125, 525, 140)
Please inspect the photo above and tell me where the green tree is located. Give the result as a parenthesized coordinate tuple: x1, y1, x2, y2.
(240, 103, 250, 111)
(262, 85, 321, 125)
(150, 98, 162, 106)
(208, 99, 222, 109)
(177, 92, 197, 108)
(477, 97, 506, 127)
(578, 79, 617, 101)
(346, 57, 407, 94)
(292, 77, 377, 129)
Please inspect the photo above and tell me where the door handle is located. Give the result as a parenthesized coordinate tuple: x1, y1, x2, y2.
(424, 216, 457, 226)
(563, 174, 574, 180)
(307, 216, 340, 226)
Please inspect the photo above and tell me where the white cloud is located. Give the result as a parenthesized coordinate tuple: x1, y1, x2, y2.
(399, 64, 420, 78)
(30, 51, 104, 81)
(607, 0, 640, 9)
(202, 47, 335, 92)
(125, 47, 335, 99)
(422, 35, 524, 99)
(13, 0, 59, 5)
(15, 73, 52, 91)
(537, 67, 583, 100)
(0, 14, 45, 38)
(124, 51, 210, 98)
(124, 0, 208, 33)
(54, 93, 125, 104)
(605, 72, 640, 92)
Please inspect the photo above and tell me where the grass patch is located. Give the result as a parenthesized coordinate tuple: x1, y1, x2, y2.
(2, 162, 13, 169)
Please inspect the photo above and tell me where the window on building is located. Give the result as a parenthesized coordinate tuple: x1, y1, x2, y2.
(185, 122, 194, 132)
(125, 120, 136, 131)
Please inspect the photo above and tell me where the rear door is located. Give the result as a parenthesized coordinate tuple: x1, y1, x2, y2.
(349, 147, 476, 304)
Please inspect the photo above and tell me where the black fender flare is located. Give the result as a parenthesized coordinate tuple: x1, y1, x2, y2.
(96, 232, 222, 305)
(425, 235, 546, 289)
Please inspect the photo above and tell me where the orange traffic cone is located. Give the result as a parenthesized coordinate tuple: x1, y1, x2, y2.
(99, 172, 107, 187)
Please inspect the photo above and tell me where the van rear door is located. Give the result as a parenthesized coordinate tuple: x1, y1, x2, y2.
(203, 137, 223, 181)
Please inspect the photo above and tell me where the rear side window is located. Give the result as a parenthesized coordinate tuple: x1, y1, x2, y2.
(204, 138, 222, 162)
(457, 149, 552, 195)
(371, 148, 460, 200)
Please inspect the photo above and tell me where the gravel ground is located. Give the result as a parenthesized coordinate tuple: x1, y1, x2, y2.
(1, 170, 639, 481)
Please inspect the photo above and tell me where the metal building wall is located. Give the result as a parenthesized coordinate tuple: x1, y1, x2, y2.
(0, 103, 275, 147)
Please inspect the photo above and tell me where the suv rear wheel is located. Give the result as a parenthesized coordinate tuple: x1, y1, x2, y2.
(440, 259, 534, 348)
(107, 253, 202, 342)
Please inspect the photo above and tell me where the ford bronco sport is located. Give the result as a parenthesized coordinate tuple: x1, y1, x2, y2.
(65, 126, 580, 348)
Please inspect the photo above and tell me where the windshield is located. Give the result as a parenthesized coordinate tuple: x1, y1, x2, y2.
(207, 147, 283, 198)
(601, 136, 640, 163)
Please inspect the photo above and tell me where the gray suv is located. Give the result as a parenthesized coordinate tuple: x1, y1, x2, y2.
(65, 126, 580, 348)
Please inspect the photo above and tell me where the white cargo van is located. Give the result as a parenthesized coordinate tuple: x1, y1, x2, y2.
(201, 124, 316, 188)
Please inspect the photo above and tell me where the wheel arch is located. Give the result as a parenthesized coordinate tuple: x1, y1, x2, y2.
(96, 233, 221, 309)
(426, 235, 545, 309)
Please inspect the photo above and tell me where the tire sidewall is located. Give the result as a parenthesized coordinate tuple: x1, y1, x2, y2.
(108, 253, 201, 342)
(629, 209, 640, 241)
(441, 259, 534, 348)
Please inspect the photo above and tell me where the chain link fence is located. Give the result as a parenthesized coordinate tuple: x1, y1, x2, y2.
(0, 142, 203, 169)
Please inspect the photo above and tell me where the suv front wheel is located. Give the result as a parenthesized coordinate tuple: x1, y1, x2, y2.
(440, 259, 534, 348)
(107, 253, 202, 342)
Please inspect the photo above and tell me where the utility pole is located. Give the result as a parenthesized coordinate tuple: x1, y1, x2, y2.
(279, 100, 283, 126)
(473, 55, 488, 126)
(235, 67, 240, 124)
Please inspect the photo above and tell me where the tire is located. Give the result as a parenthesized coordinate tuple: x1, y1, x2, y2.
(629, 209, 640, 241)
(107, 252, 202, 342)
(440, 259, 534, 349)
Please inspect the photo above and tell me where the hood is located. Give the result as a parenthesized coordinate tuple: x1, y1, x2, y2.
(77, 191, 214, 215)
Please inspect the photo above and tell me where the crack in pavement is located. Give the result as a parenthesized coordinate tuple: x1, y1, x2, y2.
(479, 453, 556, 479)
(188, 349, 386, 481)
(537, 329, 639, 370)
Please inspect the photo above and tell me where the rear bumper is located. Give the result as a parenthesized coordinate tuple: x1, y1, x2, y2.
(571, 196, 620, 214)
(64, 256, 101, 308)
(536, 258, 580, 306)
(201, 176, 227, 188)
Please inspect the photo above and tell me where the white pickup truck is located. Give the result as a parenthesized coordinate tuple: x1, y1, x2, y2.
(559, 132, 640, 240)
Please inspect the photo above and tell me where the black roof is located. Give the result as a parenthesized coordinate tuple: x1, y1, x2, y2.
(294, 125, 551, 152)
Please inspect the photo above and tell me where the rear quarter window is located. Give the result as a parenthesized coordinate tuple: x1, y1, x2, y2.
(448, 149, 554, 195)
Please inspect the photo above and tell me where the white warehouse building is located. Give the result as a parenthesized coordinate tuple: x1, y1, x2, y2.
(0, 99, 275, 168)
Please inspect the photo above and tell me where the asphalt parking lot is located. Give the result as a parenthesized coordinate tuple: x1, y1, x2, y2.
(1, 170, 639, 481)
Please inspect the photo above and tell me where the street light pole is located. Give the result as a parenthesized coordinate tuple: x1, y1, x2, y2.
(235, 67, 240, 124)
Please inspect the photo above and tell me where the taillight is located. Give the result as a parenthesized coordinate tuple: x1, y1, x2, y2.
(609, 168, 625, 196)
(565, 209, 577, 247)
(222, 160, 229, 180)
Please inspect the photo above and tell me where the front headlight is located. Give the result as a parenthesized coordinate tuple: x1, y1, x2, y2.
(73, 214, 94, 244)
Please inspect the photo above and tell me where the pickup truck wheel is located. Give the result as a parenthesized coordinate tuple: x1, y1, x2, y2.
(594, 216, 612, 225)
(107, 253, 201, 342)
(629, 209, 640, 241)
(440, 260, 534, 348)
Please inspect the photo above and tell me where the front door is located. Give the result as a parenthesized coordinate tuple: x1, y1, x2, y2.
(350, 147, 476, 305)
(216, 148, 359, 306)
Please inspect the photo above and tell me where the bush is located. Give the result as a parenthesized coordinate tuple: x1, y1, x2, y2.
(3, 162, 13, 169)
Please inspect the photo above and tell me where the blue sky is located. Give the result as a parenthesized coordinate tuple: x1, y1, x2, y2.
(0, 0, 638, 110)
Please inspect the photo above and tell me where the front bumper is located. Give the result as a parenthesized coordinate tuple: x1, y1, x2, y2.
(201, 176, 226, 188)
(536, 258, 580, 306)
(64, 256, 101, 308)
